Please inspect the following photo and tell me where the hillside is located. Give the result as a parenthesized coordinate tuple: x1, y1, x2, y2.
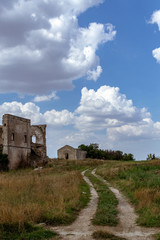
(1, 159, 160, 239)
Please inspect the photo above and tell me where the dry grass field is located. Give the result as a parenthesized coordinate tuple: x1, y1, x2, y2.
(0, 159, 104, 239)
(0, 169, 83, 228)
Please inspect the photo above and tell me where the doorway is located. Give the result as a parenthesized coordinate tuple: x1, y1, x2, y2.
(65, 153, 69, 160)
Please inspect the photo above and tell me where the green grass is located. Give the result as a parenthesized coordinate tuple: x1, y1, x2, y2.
(0, 223, 57, 240)
(96, 160, 160, 227)
(85, 170, 118, 226)
(79, 178, 91, 208)
(46, 159, 103, 172)
(154, 234, 160, 240)
(93, 231, 126, 239)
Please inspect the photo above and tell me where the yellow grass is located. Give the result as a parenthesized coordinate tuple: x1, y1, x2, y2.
(0, 168, 82, 228)
(135, 188, 160, 209)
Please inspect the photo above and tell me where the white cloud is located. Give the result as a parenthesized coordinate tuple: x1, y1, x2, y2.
(0, 0, 116, 95)
(150, 10, 160, 30)
(75, 86, 150, 131)
(0, 102, 43, 124)
(0, 85, 160, 159)
(0, 101, 73, 127)
(152, 47, 160, 63)
(44, 110, 74, 126)
(107, 119, 153, 142)
(87, 65, 102, 81)
(150, 10, 160, 63)
(33, 91, 58, 102)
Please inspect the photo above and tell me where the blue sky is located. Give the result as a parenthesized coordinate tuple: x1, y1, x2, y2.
(0, 0, 160, 160)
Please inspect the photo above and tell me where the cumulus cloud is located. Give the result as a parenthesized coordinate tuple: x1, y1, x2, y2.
(0, 85, 159, 158)
(44, 110, 74, 126)
(75, 86, 150, 131)
(152, 47, 160, 63)
(0, 0, 116, 95)
(0, 101, 74, 127)
(150, 10, 160, 63)
(73, 85, 160, 146)
(150, 10, 160, 30)
(33, 91, 58, 102)
(107, 118, 160, 145)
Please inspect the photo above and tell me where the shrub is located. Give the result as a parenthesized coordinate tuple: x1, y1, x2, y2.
(78, 144, 135, 161)
(146, 154, 156, 161)
(123, 153, 135, 161)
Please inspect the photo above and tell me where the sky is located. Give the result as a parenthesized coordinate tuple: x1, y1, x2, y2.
(0, 0, 160, 160)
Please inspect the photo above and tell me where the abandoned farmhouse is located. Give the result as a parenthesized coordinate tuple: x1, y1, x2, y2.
(0, 114, 47, 169)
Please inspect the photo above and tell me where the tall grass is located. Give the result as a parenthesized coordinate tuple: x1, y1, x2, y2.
(0, 167, 89, 229)
(96, 160, 160, 227)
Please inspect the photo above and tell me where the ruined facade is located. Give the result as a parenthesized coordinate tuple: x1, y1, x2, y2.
(57, 145, 87, 160)
(0, 114, 47, 169)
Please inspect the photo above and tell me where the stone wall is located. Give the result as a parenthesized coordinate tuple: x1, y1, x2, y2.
(76, 149, 87, 160)
(57, 145, 86, 160)
(1, 114, 47, 169)
(2, 114, 31, 169)
(31, 125, 47, 159)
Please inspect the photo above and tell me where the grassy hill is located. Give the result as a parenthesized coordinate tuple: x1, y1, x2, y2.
(1, 158, 160, 239)
(96, 159, 160, 227)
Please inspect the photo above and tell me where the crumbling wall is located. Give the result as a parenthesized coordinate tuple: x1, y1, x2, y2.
(31, 125, 47, 159)
(0, 114, 47, 169)
(2, 114, 31, 169)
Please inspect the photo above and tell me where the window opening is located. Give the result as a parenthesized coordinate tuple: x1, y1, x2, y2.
(32, 135, 36, 143)
(24, 135, 27, 143)
(11, 133, 14, 141)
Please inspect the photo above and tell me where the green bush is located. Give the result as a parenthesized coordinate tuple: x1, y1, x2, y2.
(78, 144, 135, 161)
(122, 153, 135, 161)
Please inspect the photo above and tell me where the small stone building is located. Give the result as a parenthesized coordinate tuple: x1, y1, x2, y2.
(0, 114, 47, 169)
(57, 145, 87, 160)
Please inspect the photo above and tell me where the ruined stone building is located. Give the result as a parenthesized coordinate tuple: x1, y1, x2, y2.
(57, 145, 87, 160)
(0, 114, 47, 169)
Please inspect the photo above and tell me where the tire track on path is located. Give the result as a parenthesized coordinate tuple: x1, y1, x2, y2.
(50, 169, 160, 240)
(92, 169, 160, 240)
(50, 170, 98, 240)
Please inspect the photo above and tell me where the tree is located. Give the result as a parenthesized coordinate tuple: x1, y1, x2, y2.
(146, 154, 156, 161)
(78, 144, 135, 161)
(123, 153, 135, 161)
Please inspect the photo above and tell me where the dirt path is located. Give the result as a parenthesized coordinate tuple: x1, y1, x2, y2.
(50, 170, 98, 240)
(50, 169, 160, 240)
(92, 169, 160, 240)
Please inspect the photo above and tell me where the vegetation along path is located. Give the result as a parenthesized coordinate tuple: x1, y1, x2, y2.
(51, 170, 98, 240)
(92, 169, 160, 240)
(51, 169, 160, 240)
